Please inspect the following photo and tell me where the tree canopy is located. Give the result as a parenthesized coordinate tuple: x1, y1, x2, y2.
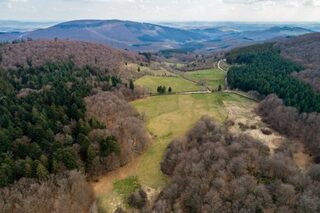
(227, 43, 320, 113)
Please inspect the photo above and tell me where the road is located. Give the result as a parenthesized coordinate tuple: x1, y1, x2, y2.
(217, 59, 230, 90)
(217, 59, 226, 72)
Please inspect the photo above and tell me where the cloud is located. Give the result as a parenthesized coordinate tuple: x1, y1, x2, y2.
(63, 0, 139, 2)
(222, 0, 320, 6)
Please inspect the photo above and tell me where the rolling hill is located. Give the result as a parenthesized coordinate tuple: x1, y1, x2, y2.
(0, 20, 208, 51)
(0, 20, 315, 52)
(275, 32, 320, 92)
(0, 39, 142, 75)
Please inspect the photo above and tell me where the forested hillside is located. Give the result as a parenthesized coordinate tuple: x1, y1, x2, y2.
(154, 116, 320, 212)
(0, 40, 150, 211)
(0, 60, 148, 187)
(226, 39, 320, 164)
(227, 43, 320, 113)
(0, 40, 142, 78)
(275, 33, 320, 92)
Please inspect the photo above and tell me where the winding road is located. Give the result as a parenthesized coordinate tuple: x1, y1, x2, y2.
(217, 59, 226, 72)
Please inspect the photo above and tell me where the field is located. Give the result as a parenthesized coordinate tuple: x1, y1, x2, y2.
(135, 75, 203, 93)
(93, 92, 255, 212)
(125, 63, 176, 76)
(184, 68, 226, 90)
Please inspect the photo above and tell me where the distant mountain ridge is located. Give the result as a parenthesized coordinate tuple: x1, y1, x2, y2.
(0, 19, 315, 52)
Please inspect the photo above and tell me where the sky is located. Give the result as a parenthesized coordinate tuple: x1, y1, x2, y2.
(0, 0, 320, 22)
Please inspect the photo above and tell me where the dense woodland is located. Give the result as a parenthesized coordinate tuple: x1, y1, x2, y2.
(0, 171, 94, 213)
(275, 33, 320, 92)
(0, 62, 113, 186)
(227, 43, 320, 113)
(153, 116, 320, 212)
(0, 40, 149, 190)
(0, 40, 139, 72)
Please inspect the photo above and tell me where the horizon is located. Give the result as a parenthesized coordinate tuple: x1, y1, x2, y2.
(1, 0, 320, 22)
(1, 19, 320, 33)
(2, 19, 320, 24)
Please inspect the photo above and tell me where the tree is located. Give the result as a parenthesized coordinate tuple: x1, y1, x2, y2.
(162, 86, 166, 93)
(86, 145, 96, 169)
(127, 188, 147, 209)
(157, 85, 167, 94)
(129, 79, 135, 91)
(99, 136, 120, 157)
(36, 162, 49, 180)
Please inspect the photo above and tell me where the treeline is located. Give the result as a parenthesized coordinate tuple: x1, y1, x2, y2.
(157, 85, 172, 94)
(0, 61, 148, 187)
(226, 43, 320, 113)
(276, 33, 320, 93)
(84, 92, 149, 174)
(153, 116, 320, 212)
(258, 95, 320, 163)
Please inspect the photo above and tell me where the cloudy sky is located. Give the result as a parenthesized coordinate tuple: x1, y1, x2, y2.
(0, 0, 320, 22)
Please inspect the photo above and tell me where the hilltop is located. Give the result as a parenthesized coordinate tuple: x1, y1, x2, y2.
(0, 20, 315, 52)
(0, 39, 143, 77)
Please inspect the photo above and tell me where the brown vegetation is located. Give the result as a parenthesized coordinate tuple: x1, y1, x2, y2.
(0, 171, 94, 213)
(127, 188, 148, 209)
(0, 40, 143, 76)
(85, 92, 149, 176)
(153, 116, 320, 212)
(258, 94, 320, 163)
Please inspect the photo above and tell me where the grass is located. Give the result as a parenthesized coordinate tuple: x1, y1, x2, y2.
(184, 68, 226, 90)
(135, 75, 203, 94)
(113, 176, 140, 197)
(94, 92, 254, 212)
(125, 63, 176, 77)
(132, 92, 252, 188)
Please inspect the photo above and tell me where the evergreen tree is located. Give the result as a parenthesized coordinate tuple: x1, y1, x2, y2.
(227, 43, 320, 113)
(86, 145, 96, 169)
(129, 80, 135, 91)
(36, 162, 49, 180)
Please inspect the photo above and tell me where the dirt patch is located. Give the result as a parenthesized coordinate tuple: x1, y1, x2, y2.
(224, 101, 284, 153)
(245, 130, 283, 152)
(291, 141, 313, 170)
(224, 101, 313, 168)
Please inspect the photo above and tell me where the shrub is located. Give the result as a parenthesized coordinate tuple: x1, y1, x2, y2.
(127, 188, 147, 209)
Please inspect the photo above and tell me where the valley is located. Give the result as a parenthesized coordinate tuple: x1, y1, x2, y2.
(91, 63, 292, 212)
(94, 92, 255, 212)
(1, 21, 320, 212)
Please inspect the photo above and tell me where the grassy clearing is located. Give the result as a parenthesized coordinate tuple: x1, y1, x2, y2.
(185, 68, 226, 90)
(135, 75, 203, 94)
(132, 92, 253, 188)
(94, 92, 254, 212)
(113, 176, 140, 197)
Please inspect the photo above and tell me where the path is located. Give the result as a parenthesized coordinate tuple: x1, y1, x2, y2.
(217, 59, 230, 90)
(217, 59, 226, 72)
